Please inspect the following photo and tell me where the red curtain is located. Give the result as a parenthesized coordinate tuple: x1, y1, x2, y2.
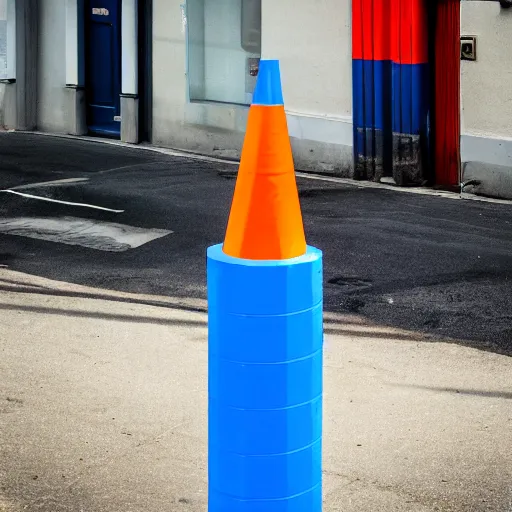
(434, 0, 460, 187)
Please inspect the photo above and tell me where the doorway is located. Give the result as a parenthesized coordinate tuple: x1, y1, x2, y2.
(138, 0, 153, 143)
(352, 0, 460, 188)
(85, 0, 122, 138)
(352, 0, 430, 185)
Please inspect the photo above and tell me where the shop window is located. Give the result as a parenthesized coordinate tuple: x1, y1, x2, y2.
(0, 0, 15, 81)
(187, 0, 261, 105)
(0, 0, 7, 79)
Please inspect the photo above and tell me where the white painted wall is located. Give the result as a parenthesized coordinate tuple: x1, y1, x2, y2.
(37, 0, 68, 133)
(152, 0, 353, 171)
(261, 0, 352, 119)
(459, 2, 512, 199)
(152, 0, 190, 137)
(460, 2, 512, 138)
(121, 0, 138, 95)
(65, 0, 79, 85)
(261, 0, 353, 172)
(152, 0, 249, 157)
(65, 0, 85, 87)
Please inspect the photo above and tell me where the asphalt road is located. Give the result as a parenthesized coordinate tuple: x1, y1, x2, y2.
(1, 132, 512, 355)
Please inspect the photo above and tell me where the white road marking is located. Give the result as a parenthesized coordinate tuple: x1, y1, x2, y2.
(96, 163, 153, 175)
(0, 217, 172, 252)
(0, 189, 124, 213)
(9, 178, 90, 190)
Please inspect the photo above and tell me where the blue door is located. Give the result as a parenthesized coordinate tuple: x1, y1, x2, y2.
(85, 0, 122, 138)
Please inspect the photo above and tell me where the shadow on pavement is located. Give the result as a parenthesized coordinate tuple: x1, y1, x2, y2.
(323, 327, 428, 341)
(1, 281, 452, 345)
(0, 302, 207, 328)
(392, 384, 512, 400)
(0, 283, 208, 314)
(0, 276, 509, 351)
(0, 281, 370, 327)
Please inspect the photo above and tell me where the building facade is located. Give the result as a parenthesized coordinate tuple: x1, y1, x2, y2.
(0, 0, 511, 199)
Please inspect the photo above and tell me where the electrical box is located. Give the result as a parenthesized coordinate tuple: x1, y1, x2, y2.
(246, 57, 260, 95)
(461, 36, 477, 62)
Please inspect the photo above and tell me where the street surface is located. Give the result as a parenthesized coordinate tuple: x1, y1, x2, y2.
(1, 132, 511, 354)
(1, 132, 512, 512)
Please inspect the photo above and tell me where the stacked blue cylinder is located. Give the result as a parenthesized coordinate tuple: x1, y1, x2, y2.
(207, 244, 323, 511)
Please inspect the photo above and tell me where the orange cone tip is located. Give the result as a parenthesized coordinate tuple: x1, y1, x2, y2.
(222, 60, 307, 261)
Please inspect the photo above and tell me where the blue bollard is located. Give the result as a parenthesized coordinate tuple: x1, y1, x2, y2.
(207, 245, 323, 511)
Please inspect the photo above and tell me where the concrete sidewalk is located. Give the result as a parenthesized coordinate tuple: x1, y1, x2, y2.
(0, 270, 511, 512)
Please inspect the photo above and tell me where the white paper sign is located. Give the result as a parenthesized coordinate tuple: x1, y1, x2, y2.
(92, 7, 109, 16)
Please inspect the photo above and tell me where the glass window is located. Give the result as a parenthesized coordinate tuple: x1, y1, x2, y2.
(0, 0, 7, 80)
(187, 0, 261, 105)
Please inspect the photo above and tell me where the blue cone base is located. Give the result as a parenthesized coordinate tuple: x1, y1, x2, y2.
(207, 244, 323, 512)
